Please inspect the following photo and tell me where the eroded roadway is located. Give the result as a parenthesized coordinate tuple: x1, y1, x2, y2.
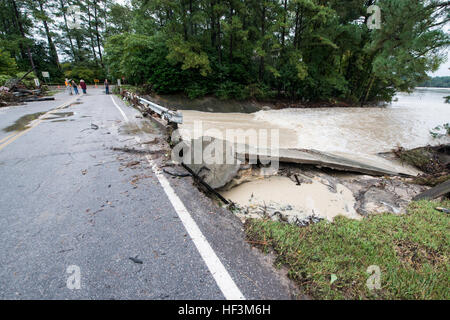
(0, 88, 295, 300)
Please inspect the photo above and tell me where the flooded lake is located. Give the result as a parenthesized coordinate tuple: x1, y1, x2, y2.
(180, 87, 450, 155)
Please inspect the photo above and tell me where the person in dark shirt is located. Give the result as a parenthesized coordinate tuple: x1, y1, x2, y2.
(104, 79, 109, 95)
(80, 79, 87, 94)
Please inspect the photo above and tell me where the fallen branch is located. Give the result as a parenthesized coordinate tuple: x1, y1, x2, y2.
(181, 163, 230, 205)
(163, 168, 191, 177)
(111, 147, 164, 155)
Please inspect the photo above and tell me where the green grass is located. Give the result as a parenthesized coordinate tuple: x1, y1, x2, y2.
(245, 200, 450, 300)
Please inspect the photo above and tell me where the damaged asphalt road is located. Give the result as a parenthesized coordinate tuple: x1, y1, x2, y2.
(0, 89, 295, 300)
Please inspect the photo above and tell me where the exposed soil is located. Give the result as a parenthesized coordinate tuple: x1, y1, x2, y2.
(394, 240, 445, 270)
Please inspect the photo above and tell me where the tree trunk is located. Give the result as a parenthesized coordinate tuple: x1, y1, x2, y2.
(59, 0, 77, 62)
(181, 1, 188, 40)
(259, 4, 266, 81)
(37, 0, 60, 69)
(6, 3, 26, 61)
(210, 0, 216, 47)
(10, 0, 37, 76)
(229, 2, 233, 64)
(93, 0, 104, 66)
(281, 0, 287, 49)
(87, 1, 99, 64)
(217, 0, 222, 64)
(103, 0, 108, 35)
(293, 5, 299, 48)
(189, 0, 194, 36)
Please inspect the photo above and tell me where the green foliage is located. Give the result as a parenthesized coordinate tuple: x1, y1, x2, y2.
(0, 74, 11, 86)
(8, 0, 446, 102)
(15, 71, 37, 88)
(0, 49, 18, 76)
(107, 0, 448, 102)
(166, 35, 212, 77)
(185, 83, 208, 99)
(216, 81, 249, 100)
(246, 200, 450, 300)
(61, 62, 105, 84)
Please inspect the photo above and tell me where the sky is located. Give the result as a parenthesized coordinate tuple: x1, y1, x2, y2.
(431, 49, 450, 77)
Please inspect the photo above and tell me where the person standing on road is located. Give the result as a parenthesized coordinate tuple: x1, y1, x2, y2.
(104, 79, 110, 95)
(65, 78, 73, 95)
(72, 80, 79, 95)
(80, 79, 87, 94)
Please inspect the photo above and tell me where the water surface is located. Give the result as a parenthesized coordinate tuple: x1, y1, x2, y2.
(181, 88, 450, 155)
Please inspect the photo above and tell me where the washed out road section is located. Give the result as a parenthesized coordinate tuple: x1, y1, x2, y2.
(0, 89, 293, 299)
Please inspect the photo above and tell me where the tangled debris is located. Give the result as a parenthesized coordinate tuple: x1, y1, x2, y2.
(0, 69, 57, 107)
(394, 144, 450, 187)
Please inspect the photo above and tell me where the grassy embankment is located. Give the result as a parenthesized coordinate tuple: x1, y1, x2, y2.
(245, 200, 449, 300)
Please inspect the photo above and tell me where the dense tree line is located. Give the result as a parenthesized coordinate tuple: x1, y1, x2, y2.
(1, 0, 449, 104)
(420, 76, 450, 87)
(0, 0, 112, 84)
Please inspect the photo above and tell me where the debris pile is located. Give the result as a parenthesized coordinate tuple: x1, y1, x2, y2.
(0, 72, 54, 107)
(0, 87, 16, 107)
(394, 144, 449, 187)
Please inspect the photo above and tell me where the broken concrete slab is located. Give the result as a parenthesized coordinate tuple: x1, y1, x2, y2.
(177, 137, 242, 189)
(240, 147, 419, 177)
(413, 179, 450, 200)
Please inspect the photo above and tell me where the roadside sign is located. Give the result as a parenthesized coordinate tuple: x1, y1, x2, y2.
(94, 79, 99, 83)
(42, 71, 50, 78)
(34, 78, 40, 87)
(117, 79, 121, 86)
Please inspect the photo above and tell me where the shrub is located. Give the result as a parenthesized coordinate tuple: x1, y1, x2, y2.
(215, 81, 249, 100)
(185, 83, 208, 99)
(0, 74, 11, 86)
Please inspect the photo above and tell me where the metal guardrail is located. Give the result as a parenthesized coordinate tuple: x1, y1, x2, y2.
(124, 91, 183, 125)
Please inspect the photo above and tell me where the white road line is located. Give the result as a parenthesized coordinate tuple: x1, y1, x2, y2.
(111, 95, 245, 300)
(110, 95, 129, 122)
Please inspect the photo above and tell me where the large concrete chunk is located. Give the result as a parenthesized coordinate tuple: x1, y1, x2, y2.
(241, 147, 419, 177)
(179, 137, 242, 189)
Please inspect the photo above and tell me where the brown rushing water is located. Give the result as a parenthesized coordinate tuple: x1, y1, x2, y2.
(180, 88, 450, 155)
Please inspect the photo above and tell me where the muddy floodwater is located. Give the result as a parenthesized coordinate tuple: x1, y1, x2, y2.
(181, 88, 450, 155)
(222, 175, 361, 223)
(179, 88, 449, 222)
